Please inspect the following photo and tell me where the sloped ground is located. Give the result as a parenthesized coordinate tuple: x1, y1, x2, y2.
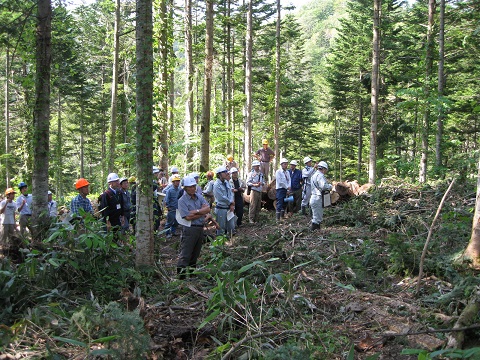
(143, 180, 475, 359)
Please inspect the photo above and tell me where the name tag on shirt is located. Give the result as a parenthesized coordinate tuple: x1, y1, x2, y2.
(117, 204, 121, 210)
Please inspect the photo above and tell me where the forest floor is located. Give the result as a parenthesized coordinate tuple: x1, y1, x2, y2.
(141, 181, 476, 360)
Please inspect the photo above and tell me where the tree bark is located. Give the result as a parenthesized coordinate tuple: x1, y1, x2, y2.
(369, 0, 380, 185)
(419, 0, 436, 183)
(108, 0, 121, 173)
(435, 0, 445, 170)
(32, 0, 52, 242)
(200, 0, 214, 173)
(357, 98, 363, 179)
(464, 156, 480, 267)
(135, 0, 155, 268)
(4, 47, 10, 187)
(273, 0, 281, 170)
(243, 0, 253, 175)
(158, 0, 170, 171)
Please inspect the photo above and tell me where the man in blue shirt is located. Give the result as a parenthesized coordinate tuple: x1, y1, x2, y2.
(287, 160, 303, 214)
(177, 176, 210, 279)
(164, 174, 181, 238)
(213, 166, 235, 236)
(70, 178, 94, 219)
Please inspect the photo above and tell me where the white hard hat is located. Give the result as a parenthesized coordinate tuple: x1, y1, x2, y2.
(280, 158, 288, 164)
(171, 166, 179, 173)
(252, 160, 260, 167)
(47, 191, 52, 195)
(290, 160, 298, 166)
(119, 177, 128, 184)
(317, 161, 328, 170)
(229, 167, 238, 173)
(189, 172, 199, 178)
(216, 165, 228, 174)
(303, 156, 312, 164)
(152, 166, 160, 174)
(183, 176, 197, 187)
(107, 173, 120, 182)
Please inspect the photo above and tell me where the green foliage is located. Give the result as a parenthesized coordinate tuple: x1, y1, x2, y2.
(64, 301, 150, 359)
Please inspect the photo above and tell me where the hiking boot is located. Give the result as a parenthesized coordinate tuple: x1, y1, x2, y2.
(301, 206, 306, 216)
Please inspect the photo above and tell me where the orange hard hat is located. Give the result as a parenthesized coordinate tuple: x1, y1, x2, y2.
(5, 188, 15, 195)
(75, 178, 90, 189)
(227, 154, 233, 161)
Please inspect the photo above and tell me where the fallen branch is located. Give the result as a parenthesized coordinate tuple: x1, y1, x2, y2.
(416, 180, 455, 295)
(382, 324, 480, 337)
(220, 330, 305, 360)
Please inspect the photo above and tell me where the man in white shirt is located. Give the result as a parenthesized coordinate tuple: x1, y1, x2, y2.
(275, 158, 291, 221)
(48, 191, 58, 219)
(310, 161, 332, 230)
(16, 182, 33, 237)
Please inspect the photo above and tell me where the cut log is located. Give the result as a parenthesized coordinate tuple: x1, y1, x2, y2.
(334, 182, 355, 197)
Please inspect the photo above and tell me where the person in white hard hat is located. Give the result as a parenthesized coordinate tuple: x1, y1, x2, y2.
(287, 160, 303, 214)
(47, 191, 58, 219)
(164, 174, 182, 238)
(310, 161, 332, 231)
(213, 165, 235, 236)
(301, 156, 316, 216)
(246, 160, 265, 223)
(275, 158, 291, 221)
(99, 172, 124, 239)
(177, 176, 211, 279)
(229, 167, 246, 227)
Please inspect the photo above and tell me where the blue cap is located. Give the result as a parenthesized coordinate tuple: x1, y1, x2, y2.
(18, 182, 27, 189)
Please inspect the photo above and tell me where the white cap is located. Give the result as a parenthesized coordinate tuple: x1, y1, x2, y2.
(229, 167, 238, 173)
(280, 158, 288, 164)
(152, 166, 160, 174)
(252, 160, 261, 167)
(47, 191, 52, 195)
(303, 156, 312, 164)
(317, 161, 328, 170)
(171, 166, 179, 173)
(183, 176, 197, 187)
(216, 165, 228, 174)
(290, 160, 298, 166)
(107, 173, 120, 182)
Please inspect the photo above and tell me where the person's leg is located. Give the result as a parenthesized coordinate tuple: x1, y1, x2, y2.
(215, 208, 227, 236)
(235, 202, 244, 226)
(249, 191, 260, 223)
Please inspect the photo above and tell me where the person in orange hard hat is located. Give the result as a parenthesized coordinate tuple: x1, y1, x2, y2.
(224, 154, 238, 171)
(70, 178, 94, 217)
(255, 139, 275, 182)
(0, 188, 18, 253)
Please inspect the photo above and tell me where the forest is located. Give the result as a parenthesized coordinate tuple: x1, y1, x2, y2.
(1, 0, 480, 358)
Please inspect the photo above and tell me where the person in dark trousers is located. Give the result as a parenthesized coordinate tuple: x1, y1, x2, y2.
(287, 160, 303, 214)
(164, 174, 181, 238)
(128, 176, 137, 232)
(229, 167, 245, 227)
(119, 178, 132, 234)
(99, 173, 124, 239)
(176, 176, 210, 279)
(16, 182, 33, 237)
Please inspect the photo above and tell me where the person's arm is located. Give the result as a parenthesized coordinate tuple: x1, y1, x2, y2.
(0, 201, 6, 215)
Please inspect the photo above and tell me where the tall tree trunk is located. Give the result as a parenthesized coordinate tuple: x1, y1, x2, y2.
(273, 0, 281, 170)
(226, 0, 233, 156)
(358, 99, 364, 179)
(369, 0, 380, 185)
(200, 0, 213, 173)
(135, 0, 155, 268)
(184, 0, 194, 167)
(419, 0, 436, 183)
(243, 0, 253, 175)
(108, 0, 121, 173)
(32, 0, 52, 241)
(4, 47, 10, 187)
(56, 92, 62, 197)
(436, 0, 445, 170)
(80, 101, 85, 178)
(158, 0, 169, 171)
(465, 155, 480, 268)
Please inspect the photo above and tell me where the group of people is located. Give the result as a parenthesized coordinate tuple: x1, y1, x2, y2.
(1, 140, 332, 277)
